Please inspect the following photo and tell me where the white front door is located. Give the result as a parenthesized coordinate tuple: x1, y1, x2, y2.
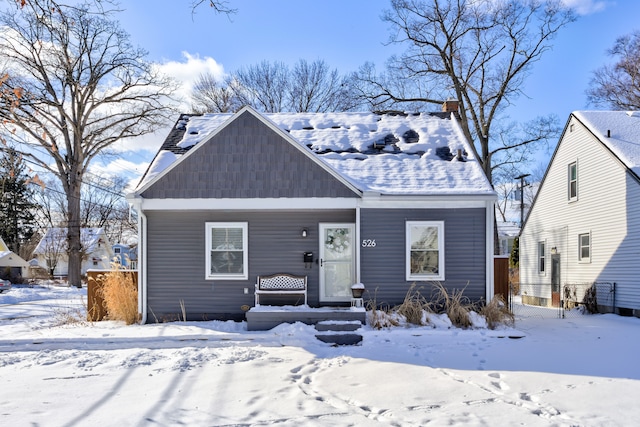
(319, 223, 356, 303)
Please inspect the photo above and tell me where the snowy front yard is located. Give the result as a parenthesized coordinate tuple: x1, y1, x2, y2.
(1, 284, 639, 426)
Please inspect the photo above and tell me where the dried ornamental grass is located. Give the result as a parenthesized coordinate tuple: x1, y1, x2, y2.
(430, 282, 473, 328)
(395, 283, 431, 325)
(365, 287, 399, 329)
(100, 267, 139, 325)
(480, 295, 514, 329)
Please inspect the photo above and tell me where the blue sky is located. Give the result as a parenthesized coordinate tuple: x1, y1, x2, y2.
(103, 0, 640, 184)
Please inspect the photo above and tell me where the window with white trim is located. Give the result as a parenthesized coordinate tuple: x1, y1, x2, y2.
(568, 161, 577, 201)
(538, 241, 546, 273)
(205, 222, 248, 280)
(578, 232, 591, 262)
(406, 221, 445, 281)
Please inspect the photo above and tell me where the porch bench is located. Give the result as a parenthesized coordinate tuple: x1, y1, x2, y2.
(255, 273, 307, 306)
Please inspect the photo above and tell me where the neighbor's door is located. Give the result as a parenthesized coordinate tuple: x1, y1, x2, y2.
(319, 223, 356, 303)
(551, 254, 561, 307)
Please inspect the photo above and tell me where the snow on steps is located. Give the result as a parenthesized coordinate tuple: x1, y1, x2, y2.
(314, 320, 363, 346)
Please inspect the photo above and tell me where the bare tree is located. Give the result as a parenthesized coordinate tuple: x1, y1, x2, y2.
(586, 30, 640, 110)
(192, 59, 360, 113)
(190, 0, 236, 14)
(32, 174, 136, 246)
(354, 0, 575, 184)
(0, 0, 177, 287)
(38, 228, 66, 278)
(31, 178, 67, 230)
(79, 174, 137, 245)
(232, 60, 290, 113)
(288, 59, 359, 112)
(489, 115, 560, 178)
(191, 72, 242, 113)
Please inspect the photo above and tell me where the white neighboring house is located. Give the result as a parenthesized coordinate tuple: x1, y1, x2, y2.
(0, 235, 29, 279)
(495, 181, 538, 256)
(32, 228, 113, 277)
(520, 111, 640, 316)
(497, 221, 520, 256)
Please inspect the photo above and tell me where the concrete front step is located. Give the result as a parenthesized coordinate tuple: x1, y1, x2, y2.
(246, 306, 366, 331)
(314, 320, 364, 345)
(315, 333, 363, 346)
(314, 320, 363, 332)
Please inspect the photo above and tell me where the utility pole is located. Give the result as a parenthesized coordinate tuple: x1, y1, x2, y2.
(515, 173, 530, 229)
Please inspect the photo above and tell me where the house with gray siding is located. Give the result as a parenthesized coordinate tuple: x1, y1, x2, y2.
(128, 104, 496, 323)
(520, 111, 640, 316)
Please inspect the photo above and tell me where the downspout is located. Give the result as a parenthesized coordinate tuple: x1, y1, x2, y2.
(486, 198, 495, 302)
(355, 204, 361, 283)
(128, 195, 147, 324)
(139, 209, 147, 324)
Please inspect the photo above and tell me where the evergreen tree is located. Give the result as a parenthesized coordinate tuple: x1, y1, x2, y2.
(509, 237, 520, 269)
(0, 148, 37, 255)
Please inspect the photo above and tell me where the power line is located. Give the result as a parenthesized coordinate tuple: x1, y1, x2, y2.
(16, 157, 133, 198)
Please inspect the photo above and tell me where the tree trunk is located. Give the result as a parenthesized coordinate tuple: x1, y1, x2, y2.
(67, 179, 83, 288)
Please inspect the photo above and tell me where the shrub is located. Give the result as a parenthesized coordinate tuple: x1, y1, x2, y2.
(99, 267, 139, 325)
(52, 304, 87, 327)
(582, 285, 598, 314)
(509, 268, 520, 296)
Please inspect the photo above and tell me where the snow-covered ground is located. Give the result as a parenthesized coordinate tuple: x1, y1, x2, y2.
(1, 283, 639, 426)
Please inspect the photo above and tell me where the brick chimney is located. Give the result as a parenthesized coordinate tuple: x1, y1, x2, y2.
(442, 100, 459, 113)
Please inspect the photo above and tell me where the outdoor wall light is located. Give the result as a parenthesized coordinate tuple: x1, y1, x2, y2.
(301, 228, 308, 238)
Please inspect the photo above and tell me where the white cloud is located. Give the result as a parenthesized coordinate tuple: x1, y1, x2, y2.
(99, 53, 226, 186)
(156, 51, 226, 99)
(92, 157, 148, 176)
(90, 157, 151, 192)
(111, 124, 173, 154)
(562, 0, 609, 15)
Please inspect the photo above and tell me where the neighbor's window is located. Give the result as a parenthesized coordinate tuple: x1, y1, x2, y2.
(538, 241, 546, 273)
(406, 221, 445, 281)
(205, 222, 248, 280)
(568, 162, 578, 201)
(578, 233, 591, 262)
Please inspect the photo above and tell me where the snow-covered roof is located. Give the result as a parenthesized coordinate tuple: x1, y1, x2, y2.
(33, 228, 108, 255)
(497, 221, 520, 238)
(137, 108, 495, 196)
(0, 251, 29, 267)
(0, 235, 29, 267)
(574, 111, 640, 176)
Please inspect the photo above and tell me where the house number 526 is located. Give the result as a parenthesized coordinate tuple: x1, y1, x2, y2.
(361, 239, 377, 247)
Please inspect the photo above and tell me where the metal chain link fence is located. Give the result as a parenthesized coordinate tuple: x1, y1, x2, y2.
(509, 282, 616, 319)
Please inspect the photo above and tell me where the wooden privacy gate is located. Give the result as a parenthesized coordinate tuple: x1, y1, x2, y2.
(494, 256, 509, 300)
(87, 270, 138, 321)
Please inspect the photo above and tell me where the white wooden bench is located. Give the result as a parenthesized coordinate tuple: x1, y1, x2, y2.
(255, 273, 307, 306)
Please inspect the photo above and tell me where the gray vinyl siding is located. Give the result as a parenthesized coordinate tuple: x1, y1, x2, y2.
(141, 111, 357, 199)
(360, 208, 487, 306)
(145, 209, 354, 322)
